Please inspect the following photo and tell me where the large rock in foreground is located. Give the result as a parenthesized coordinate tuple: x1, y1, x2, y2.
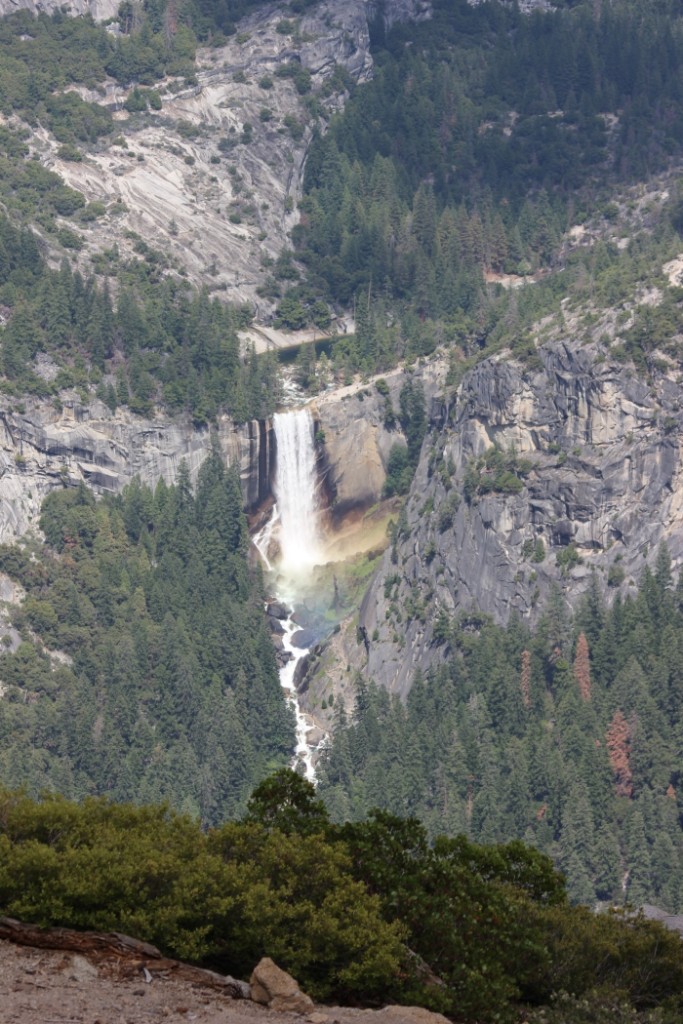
(250, 957, 314, 1014)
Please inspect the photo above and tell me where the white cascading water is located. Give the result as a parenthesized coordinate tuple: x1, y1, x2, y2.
(273, 408, 322, 575)
(253, 407, 325, 782)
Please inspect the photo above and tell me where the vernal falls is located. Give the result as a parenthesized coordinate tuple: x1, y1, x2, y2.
(254, 407, 326, 781)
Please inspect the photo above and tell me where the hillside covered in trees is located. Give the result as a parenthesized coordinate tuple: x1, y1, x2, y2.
(0, 448, 293, 821)
(319, 553, 683, 913)
(283, 0, 683, 371)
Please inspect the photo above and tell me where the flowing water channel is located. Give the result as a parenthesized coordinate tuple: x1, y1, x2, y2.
(253, 407, 326, 782)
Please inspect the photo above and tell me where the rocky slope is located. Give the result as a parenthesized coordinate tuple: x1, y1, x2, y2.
(355, 337, 683, 696)
(0, 932, 449, 1024)
(16, 0, 430, 308)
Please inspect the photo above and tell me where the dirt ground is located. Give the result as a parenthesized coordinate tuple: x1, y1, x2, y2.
(0, 939, 448, 1024)
(0, 938, 265, 1023)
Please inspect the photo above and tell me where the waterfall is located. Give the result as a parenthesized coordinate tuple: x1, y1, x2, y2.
(252, 407, 327, 783)
(273, 408, 321, 577)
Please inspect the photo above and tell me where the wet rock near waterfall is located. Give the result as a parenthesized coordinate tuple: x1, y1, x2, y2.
(293, 654, 311, 692)
(307, 726, 325, 747)
(291, 628, 318, 650)
(275, 650, 293, 669)
(250, 957, 314, 1014)
(293, 640, 326, 692)
(267, 601, 291, 620)
(266, 614, 286, 636)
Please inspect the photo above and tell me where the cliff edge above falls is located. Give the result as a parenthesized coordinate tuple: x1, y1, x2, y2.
(358, 341, 683, 697)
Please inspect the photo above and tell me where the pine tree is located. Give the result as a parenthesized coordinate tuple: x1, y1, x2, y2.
(606, 709, 633, 799)
(573, 632, 592, 701)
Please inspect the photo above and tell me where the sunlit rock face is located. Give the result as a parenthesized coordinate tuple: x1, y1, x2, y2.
(5, 0, 431, 307)
(0, 0, 119, 18)
(0, 398, 273, 542)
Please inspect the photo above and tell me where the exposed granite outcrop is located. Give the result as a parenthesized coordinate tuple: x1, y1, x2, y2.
(314, 361, 446, 521)
(0, 397, 273, 542)
(0, 0, 118, 19)
(358, 341, 683, 696)
(11, 0, 431, 306)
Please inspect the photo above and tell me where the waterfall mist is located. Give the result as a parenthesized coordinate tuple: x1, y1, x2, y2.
(273, 408, 322, 577)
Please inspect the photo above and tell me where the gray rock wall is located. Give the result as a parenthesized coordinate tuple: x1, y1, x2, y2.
(0, 397, 273, 542)
(358, 341, 683, 697)
(0, 0, 118, 19)
(314, 360, 446, 520)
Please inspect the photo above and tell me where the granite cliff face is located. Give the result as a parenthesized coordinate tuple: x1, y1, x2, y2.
(13, 0, 431, 306)
(314, 360, 445, 522)
(0, 397, 273, 542)
(358, 341, 683, 696)
(0, 0, 118, 18)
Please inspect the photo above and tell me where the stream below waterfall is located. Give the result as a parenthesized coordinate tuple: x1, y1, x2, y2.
(252, 408, 327, 782)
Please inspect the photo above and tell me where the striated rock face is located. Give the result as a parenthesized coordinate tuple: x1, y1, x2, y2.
(0, 0, 118, 19)
(16, 0, 431, 307)
(358, 341, 683, 697)
(0, 397, 273, 542)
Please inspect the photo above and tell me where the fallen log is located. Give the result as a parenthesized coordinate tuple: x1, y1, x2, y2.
(0, 916, 250, 998)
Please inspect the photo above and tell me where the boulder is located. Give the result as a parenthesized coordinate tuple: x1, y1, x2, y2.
(267, 614, 286, 635)
(250, 957, 314, 1014)
(268, 601, 291, 620)
(291, 628, 318, 650)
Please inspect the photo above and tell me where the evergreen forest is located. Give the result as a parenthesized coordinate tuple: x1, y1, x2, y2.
(286, 0, 683, 369)
(0, 449, 294, 822)
(318, 555, 683, 913)
(2, 0, 683, 1020)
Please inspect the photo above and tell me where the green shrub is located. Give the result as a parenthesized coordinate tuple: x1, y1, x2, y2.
(463, 446, 532, 503)
(123, 88, 148, 113)
(0, 787, 403, 1002)
(56, 144, 83, 162)
(556, 543, 582, 574)
(55, 227, 83, 250)
(437, 492, 460, 532)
